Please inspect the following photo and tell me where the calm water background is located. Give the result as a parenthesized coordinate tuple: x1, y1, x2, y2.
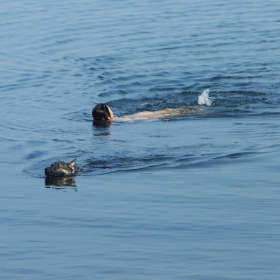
(1, 0, 280, 279)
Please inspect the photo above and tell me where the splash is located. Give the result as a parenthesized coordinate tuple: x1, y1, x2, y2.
(198, 89, 212, 106)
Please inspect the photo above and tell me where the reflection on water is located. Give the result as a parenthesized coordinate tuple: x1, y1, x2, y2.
(93, 120, 113, 128)
(45, 176, 77, 187)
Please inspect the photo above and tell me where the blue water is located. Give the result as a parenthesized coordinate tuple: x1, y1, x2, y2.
(1, 0, 280, 279)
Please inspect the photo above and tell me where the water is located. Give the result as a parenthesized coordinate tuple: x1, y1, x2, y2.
(1, 0, 280, 279)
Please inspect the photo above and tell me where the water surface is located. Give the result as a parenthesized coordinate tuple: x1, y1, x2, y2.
(1, 0, 280, 279)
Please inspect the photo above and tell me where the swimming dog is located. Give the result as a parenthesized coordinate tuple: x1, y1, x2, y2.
(92, 104, 199, 122)
(45, 158, 82, 177)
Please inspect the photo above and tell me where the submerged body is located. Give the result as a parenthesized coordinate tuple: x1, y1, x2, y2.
(92, 104, 203, 122)
(117, 107, 199, 121)
(45, 158, 82, 177)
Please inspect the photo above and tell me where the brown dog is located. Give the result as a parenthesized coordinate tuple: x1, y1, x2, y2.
(92, 104, 114, 121)
(92, 103, 202, 122)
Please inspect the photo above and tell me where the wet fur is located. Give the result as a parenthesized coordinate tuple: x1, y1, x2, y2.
(45, 158, 82, 178)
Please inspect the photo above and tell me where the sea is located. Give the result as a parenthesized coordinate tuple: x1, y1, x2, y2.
(1, 1, 280, 279)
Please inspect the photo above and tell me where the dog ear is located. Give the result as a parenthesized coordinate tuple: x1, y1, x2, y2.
(69, 158, 77, 168)
(104, 105, 114, 119)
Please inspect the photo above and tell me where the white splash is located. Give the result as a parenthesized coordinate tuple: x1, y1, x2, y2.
(198, 89, 212, 106)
